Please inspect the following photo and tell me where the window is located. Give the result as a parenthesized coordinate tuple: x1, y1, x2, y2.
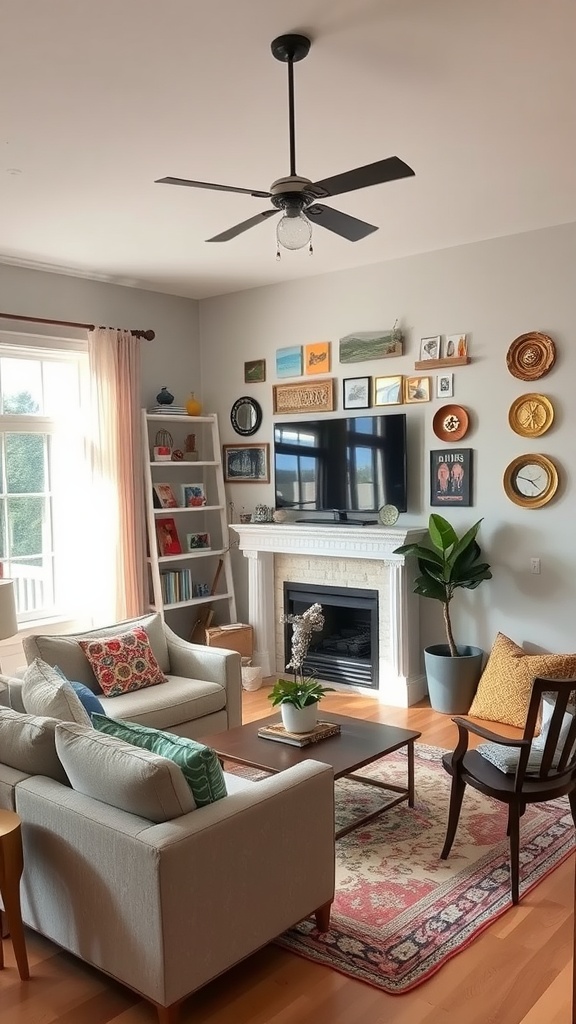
(0, 336, 89, 623)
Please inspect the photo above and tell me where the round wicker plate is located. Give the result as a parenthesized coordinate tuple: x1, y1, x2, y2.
(508, 393, 554, 437)
(432, 404, 469, 442)
(506, 332, 556, 380)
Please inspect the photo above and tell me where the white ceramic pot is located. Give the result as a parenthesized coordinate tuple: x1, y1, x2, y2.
(281, 701, 318, 734)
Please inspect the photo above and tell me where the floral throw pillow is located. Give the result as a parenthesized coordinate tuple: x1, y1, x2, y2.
(79, 626, 167, 697)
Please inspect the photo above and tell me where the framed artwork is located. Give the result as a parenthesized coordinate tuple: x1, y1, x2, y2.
(304, 341, 331, 375)
(186, 532, 211, 551)
(244, 359, 266, 384)
(430, 448, 473, 507)
(155, 517, 182, 555)
(339, 329, 403, 364)
(343, 376, 371, 410)
(436, 373, 454, 398)
(152, 483, 178, 509)
(404, 376, 431, 403)
(419, 336, 441, 361)
(181, 483, 206, 507)
(223, 443, 270, 483)
(374, 375, 403, 406)
(272, 378, 335, 414)
(443, 334, 467, 358)
(276, 346, 302, 378)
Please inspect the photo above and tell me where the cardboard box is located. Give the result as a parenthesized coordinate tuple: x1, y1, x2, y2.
(205, 624, 253, 659)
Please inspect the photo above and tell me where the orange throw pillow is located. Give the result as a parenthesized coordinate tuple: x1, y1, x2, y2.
(468, 632, 576, 729)
(79, 626, 167, 698)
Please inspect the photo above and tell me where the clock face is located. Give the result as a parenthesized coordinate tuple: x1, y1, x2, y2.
(503, 454, 558, 508)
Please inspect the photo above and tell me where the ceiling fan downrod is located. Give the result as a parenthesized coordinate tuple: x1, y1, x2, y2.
(271, 34, 311, 178)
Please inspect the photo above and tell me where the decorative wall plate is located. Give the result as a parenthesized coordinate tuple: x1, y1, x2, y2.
(508, 393, 554, 437)
(506, 332, 556, 380)
(432, 404, 469, 442)
(378, 503, 399, 526)
(503, 453, 558, 508)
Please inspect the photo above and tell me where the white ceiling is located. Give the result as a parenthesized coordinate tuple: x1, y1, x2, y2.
(1, 0, 575, 300)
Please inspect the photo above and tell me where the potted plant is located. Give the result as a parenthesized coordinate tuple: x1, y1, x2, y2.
(268, 603, 334, 732)
(393, 514, 492, 714)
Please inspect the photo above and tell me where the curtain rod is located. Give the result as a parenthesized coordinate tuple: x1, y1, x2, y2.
(0, 311, 155, 341)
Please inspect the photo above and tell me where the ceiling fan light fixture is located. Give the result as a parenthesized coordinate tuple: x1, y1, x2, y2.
(276, 208, 312, 251)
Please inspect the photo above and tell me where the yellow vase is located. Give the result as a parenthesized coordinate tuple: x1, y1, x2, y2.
(185, 392, 202, 416)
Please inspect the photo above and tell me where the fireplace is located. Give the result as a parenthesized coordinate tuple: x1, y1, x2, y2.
(284, 582, 379, 689)
(231, 522, 427, 707)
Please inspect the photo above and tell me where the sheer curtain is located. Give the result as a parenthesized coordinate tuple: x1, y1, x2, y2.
(87, 328, 146, 623)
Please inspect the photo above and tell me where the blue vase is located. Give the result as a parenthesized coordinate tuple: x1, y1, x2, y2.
(156, 387, 174, 405)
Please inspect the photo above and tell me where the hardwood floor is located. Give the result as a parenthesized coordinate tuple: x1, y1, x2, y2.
(1, 687, 573, 1023)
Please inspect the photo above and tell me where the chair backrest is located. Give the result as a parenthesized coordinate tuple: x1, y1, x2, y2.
(515, 676, 576, 789)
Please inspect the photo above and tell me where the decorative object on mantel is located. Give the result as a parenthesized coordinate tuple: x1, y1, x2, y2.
(185, 392, 202, 416)
(269, 603, 333, 733)
(258, 720, 341, 747)
(339, 327, 403, 364)
(156, 386, 174, 405)
(272, 509, 288, 524)
(251, 504, 274, 523)
(432, 404, 469, 442)
(508, 393, 554, 437)
(378, 503, 399, 526)
(506, 332, 556, 381)
(273, 378, 335, 415)
(503, 453, 559, 508)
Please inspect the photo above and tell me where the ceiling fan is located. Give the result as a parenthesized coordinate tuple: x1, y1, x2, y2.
(155, 33, 415, 252)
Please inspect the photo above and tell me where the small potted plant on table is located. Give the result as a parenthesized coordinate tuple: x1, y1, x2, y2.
(394, 514, 492, 714)
(269, 603, 334, 732)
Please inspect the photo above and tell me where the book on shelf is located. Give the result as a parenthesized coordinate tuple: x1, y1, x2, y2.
(257, 721, 341, 748)
(181, 483, 207, 507)
(155, 517, 182, 555)
(153, 483, 179, 509)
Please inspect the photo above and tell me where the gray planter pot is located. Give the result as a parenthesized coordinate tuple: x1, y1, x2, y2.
(424, 644, 484, 715)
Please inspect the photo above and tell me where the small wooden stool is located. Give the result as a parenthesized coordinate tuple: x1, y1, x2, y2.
(0, 808, 29, 979)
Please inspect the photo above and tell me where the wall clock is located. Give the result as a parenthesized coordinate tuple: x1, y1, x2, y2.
(503, 454, 558, 508)
(508, 393, 554, 437)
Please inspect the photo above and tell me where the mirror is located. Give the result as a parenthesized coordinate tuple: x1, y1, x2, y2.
(230, 396, 262, 436)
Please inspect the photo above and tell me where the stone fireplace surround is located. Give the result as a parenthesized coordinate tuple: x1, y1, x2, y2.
(232, 523, 427, 707)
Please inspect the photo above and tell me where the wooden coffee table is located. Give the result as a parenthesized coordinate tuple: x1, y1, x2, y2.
(200, 712, 421, 839)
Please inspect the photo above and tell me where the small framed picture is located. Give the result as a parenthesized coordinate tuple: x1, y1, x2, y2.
(430, 448, 473, 507)
(436, 373, 454, 398)
(304, 341, 331, 375)
(152, 483, 178, 509)
(443, 334, 467, 358)
(244, 359, 266, 384)
(276, 346, 302, 378)
(155, 517, 182, 556)
(181, 483, 206, 507)
(343, 376, 371, 410)
(404, 376, 431, 403)
(419, 336, 441, 361)
(374, 375, 403, 406)
(223, 443, 270, 483)
(186, 532, 211, 551)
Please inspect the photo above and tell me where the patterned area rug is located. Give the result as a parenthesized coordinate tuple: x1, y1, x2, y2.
(235, 744, 575, 993)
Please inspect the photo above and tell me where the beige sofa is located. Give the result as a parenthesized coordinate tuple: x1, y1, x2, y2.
(7, 612, 242, 738)
(0, 695, 335, 1023)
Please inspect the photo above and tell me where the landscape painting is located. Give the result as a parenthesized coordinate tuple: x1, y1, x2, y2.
(276, 346, 303, 378)
(339, 330, 403, 364)
(244, 359, 266, 383)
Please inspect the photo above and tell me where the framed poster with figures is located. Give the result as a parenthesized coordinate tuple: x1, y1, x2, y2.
(430, 448, 473, 507)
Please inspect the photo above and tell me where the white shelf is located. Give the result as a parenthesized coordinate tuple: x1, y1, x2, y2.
(149, 460, 219, 468)
(150, 592, 233, 612)
(154, 548, 227, 564)
(146, 413, 216, 423)
(153, 505, 224, 515)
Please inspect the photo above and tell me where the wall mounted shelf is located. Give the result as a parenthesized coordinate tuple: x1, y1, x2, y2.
(414, 356, 470, 370)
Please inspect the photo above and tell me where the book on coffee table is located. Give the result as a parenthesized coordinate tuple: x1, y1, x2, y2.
(257, 721, 341, 747)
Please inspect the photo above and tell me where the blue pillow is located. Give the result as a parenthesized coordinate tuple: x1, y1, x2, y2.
(54, 666, 106, 717)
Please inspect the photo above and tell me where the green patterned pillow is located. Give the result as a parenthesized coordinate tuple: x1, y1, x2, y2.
(91, 714, 227, 807)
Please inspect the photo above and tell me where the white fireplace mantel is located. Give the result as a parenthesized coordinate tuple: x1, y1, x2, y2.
(231, 523, 427, 706)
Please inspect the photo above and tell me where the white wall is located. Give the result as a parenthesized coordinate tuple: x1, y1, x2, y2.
(199, 222, 576, 660)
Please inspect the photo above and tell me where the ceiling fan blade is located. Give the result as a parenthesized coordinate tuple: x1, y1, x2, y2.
(310, 157, 415, 199)
(206, 209, 278, 242)
(156, 176, 270, 199)
(306, 204, 378, 241)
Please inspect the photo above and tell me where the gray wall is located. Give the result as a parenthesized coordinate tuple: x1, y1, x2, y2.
(199, 222, 576, 660)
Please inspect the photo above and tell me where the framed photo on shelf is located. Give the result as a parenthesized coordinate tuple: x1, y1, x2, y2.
(443, 334, 467, 358)
(181, 483, 206, 507)
(420, 336, 441, 360)
(152, 483, 178, 509)
(404, 376, 431, 403)
(244, 358, 266, 384)
(430, 448, 473, 507)
(223, 443, 270, 483)
(436, 372, 454, 398)
(155, 517, 183, 555)
(304, 341, 331, 375)
(343, 376, 371, 410)
(186, 532, 211, 551)
(374, 375, 403, 406)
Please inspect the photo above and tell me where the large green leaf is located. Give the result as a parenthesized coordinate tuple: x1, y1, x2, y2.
(393, 542, 443, 566)
(429, 514, 458, 553)
(448, 520, 483, 564)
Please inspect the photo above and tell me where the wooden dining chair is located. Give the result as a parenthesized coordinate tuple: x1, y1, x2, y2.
(440, 676, 576, 904)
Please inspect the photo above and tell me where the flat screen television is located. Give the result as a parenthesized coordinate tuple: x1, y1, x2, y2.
(274, 413, 407, 521)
